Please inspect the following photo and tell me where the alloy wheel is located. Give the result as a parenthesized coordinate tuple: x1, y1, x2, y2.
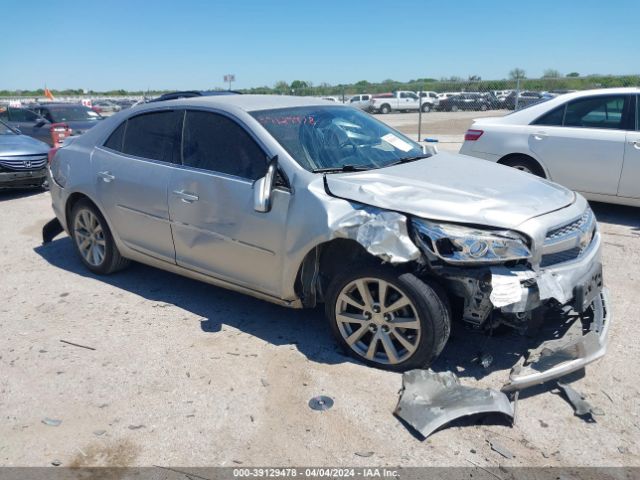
(74, 209, 106, 267)
(335, 277, 421, 365)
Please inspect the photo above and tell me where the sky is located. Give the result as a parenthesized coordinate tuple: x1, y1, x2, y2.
(2, 0, 636, 91)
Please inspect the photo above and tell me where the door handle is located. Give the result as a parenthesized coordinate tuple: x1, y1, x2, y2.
(532, 132, 548, 141)
(97, 171, 115, 182)
(629, 140, 640, 149)
(172, 190, 199, 203)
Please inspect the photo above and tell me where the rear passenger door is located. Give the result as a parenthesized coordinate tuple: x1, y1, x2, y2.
(168, 109, 291, 296)
(528, 94, 632, 196)
(93, 110, 182, 263)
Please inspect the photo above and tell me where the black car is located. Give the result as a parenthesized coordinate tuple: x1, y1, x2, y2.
(30, 103, 104, 141)
(436, 93, 493, 112)
(0, 106, 52, 145)
(503, 91, 550, 110)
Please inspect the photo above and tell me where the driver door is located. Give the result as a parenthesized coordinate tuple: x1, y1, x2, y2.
(168, 110, 291, 297)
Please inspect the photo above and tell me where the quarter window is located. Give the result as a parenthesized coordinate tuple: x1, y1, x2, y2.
(104, 121, 126, 151)
(182, 111, 266, 180)
(122, 111, 182, 162)
(564, 95, 626, 130)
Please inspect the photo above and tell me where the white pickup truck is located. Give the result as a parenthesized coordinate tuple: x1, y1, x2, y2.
(369, 91, 434, 114)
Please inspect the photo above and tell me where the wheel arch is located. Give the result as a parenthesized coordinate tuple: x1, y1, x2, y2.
(497, 152, 550, 179)
(293, 238, 418, 308)
(64, 192, 120, 246)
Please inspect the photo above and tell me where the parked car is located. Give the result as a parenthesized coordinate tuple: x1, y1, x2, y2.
(30, 103, 104, 139)
(0, 120, 49, 189)
(348, 94, 373, 110)
(47, 94, 609, 382)
(503, 91, 551, 110)
(370, 91, 430, 113)
(92, 100, 122, 114)
(0, 106, 52, 144)
(436, 93, 492, 111)
(460, 87, 640, 207)
(416, 91, 439, 111)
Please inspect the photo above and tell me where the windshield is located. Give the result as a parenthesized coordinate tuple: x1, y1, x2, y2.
(0, 120, 17, 135)
(251, 106, 424, 171)
(48, 106, 102, 122)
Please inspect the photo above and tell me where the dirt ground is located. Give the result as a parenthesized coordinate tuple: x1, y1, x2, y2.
(1, 117, 639, 468)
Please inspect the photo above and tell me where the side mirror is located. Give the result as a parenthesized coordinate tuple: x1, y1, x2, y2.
(253, 156, 278, 213)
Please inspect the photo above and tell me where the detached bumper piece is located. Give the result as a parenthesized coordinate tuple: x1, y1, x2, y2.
(502, 288, 610, 392)
(395, 370, 514, 440)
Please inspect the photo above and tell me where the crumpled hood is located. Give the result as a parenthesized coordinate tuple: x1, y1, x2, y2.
(324, 152, 575, 229)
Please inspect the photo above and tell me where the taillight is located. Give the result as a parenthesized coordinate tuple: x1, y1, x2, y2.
(464, 129, 484, 141)
(50, 123, 72, 148)
(48, 146, 60, 164)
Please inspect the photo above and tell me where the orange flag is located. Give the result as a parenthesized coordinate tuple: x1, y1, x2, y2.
(44, 87, 55, 101)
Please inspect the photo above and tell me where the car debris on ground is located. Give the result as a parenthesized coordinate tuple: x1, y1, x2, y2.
(556, 382, 604, 420)
(394, 370, 514, 439)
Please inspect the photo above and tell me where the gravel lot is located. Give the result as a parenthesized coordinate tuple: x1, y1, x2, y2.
(1, 113, 639, 468)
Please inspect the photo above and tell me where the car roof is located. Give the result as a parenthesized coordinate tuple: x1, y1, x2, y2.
(142, 94, 338, 112)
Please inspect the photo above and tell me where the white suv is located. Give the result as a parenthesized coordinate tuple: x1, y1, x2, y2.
(460, 88, 640, 207)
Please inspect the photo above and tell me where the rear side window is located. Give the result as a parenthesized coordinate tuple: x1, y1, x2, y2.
(182, 111, 266, 180)
(104, 121, 126, 151)
(532, 105, 565, 126)
(9, 108, 40, 122)
(122, 111, 182, 162)
(564, 95, 626, 130)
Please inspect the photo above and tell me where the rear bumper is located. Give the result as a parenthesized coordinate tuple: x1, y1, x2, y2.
(0, 168, 47, 188)
(502, 288, 611, 391)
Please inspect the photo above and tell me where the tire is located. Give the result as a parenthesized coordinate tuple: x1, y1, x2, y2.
(451, 105, 459, 112)
(480, 104, 488, 111)
(501, 155, 546, 178)
(70, 199, 130, 275)
(325, 265, 451, 371)
(380, 104, 391, 114)
(421, 103, 431, 113)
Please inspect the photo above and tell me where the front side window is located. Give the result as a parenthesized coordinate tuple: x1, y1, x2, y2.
(182, 111, 266, 180)
(9, 108, 39, 122)
(251, 106, 424, 172)
(564, 95, 626, 130)
(122, 110, 182, 162)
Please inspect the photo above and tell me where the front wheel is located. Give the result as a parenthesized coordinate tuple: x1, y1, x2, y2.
(421, 103, 431, 113)
(325, 266, 451, 371)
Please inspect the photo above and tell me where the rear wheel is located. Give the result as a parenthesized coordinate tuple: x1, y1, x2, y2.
(380, 104, 391, 114)
(501, 155, 546, 177)
(451, 105, 459, 112)
(325, 266, 451, 371)
(421, 103, 431, 113)
(70, 199, 130, 275)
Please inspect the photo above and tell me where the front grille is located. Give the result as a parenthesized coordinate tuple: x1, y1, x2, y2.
(546, 209, 594, 243)
(540, 208, 597, 267)
(540, 247, 582, 268)
(0, 154, 47, 171)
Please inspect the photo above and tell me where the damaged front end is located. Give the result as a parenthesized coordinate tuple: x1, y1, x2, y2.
(410, 204, 610, 391)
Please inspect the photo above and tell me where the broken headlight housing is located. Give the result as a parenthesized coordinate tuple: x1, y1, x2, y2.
(412, 218, 531, 264)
